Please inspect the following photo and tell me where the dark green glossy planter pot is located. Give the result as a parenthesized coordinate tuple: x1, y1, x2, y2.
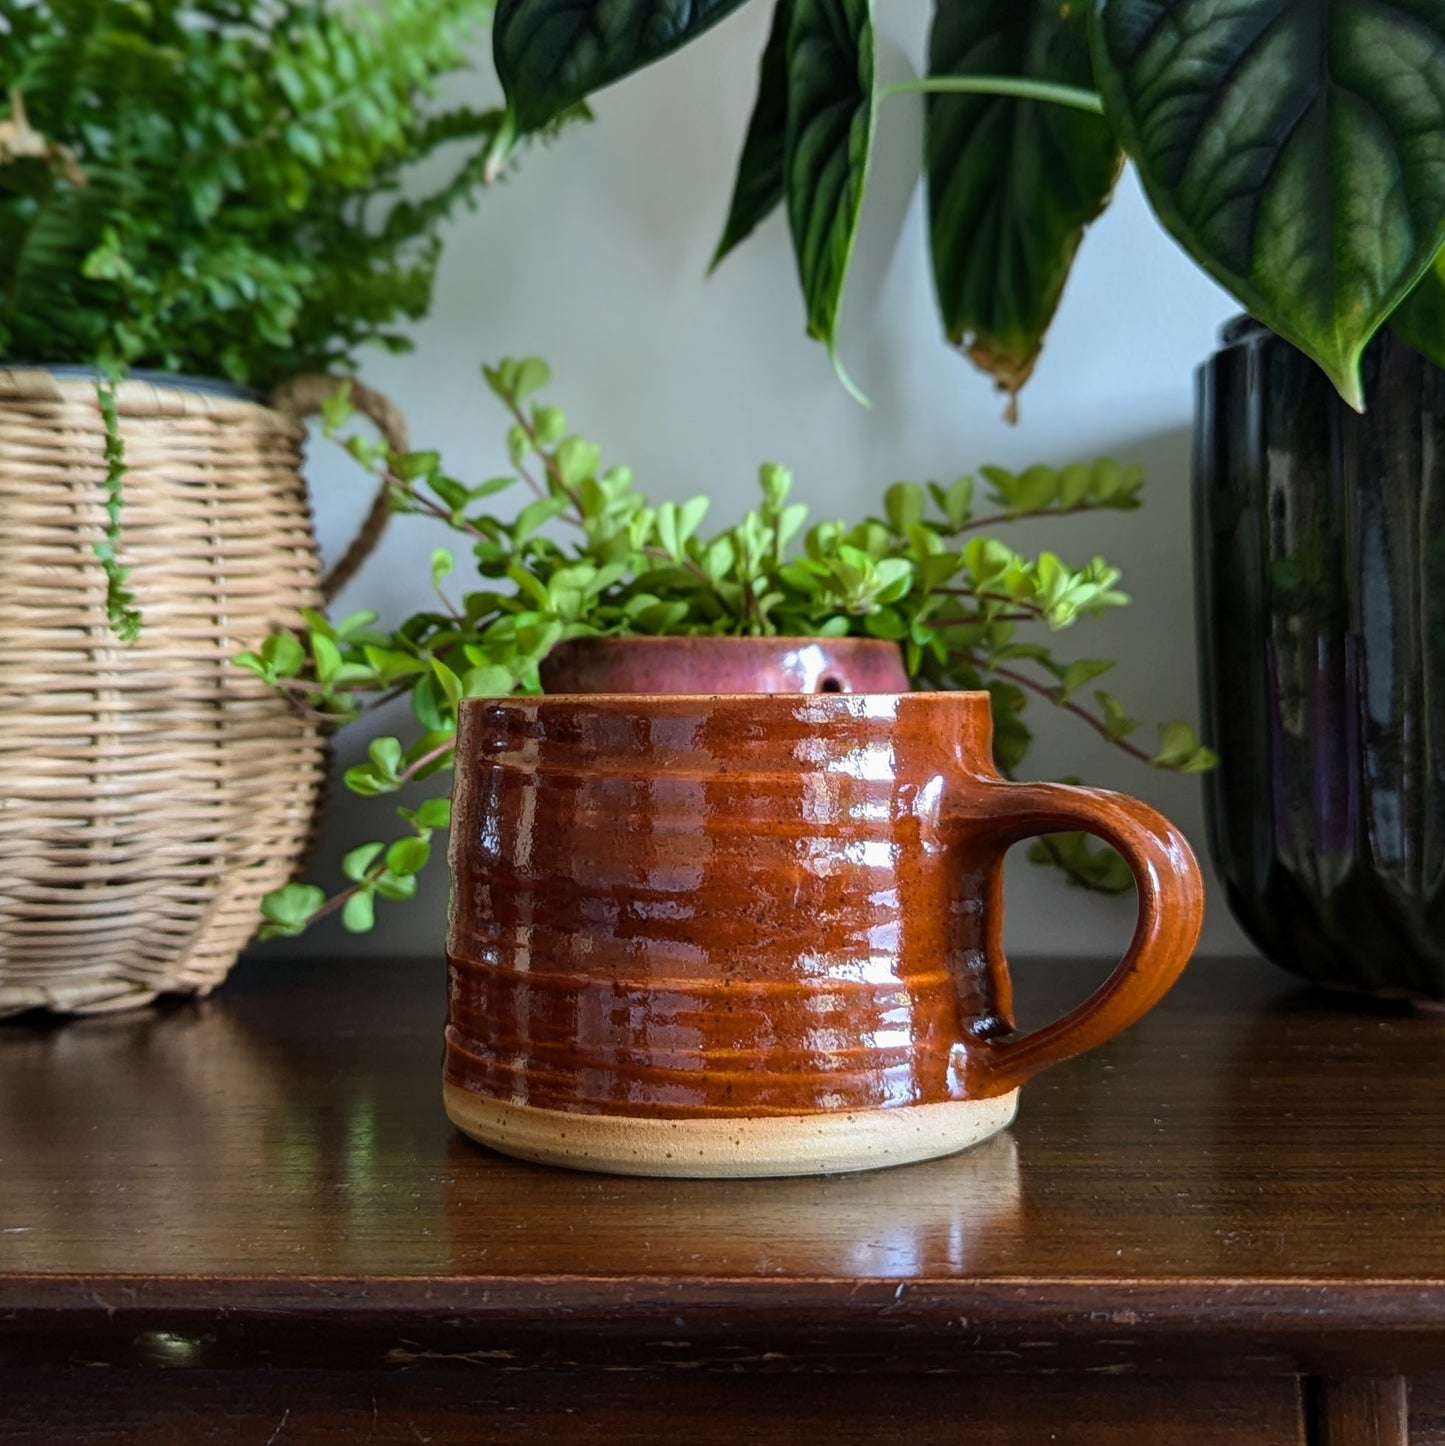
(1195, 318, 1445, 1002)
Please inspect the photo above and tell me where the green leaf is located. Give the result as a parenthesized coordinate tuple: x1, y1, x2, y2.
(508, 563, 554, 610)
(261, 882, 326, 928)
(927, 0, 1121, 405)
(775, 502, 809, 550)
(871, 556, 914, 602)
(284, 122, 325, 167)
(555, 438, 601, 490)
(431, 548, 455, 588)
(514, 495, 568, 539)
(1092, 0, 1445, 412)
(513, 358, 550, 399)
(261, 633, 305, 678)
(362, 647, 429, 683)
(341, 888, 377, 933)
(1057, 658, 1114, 702)
(493, 0, 753, 132)
(334, 610, 380, 639)
(368, 736, 404, 781)
(883, 482, 925, 534)
(933, 476, 974, 530)
(342, 842, 385, 882)
(1028, 831, 1134, 893)
(413, 670, 445, 728)
(1152, 720, 1218, 773)
(431, 659, 464, 709)
(374, 872, 421, 902)
(713, 0, 793, 270)
(1390, 241, 1445, 368)
(531, 407, 567, 445)
(310, 633, 343, 685)
(411, 797, 453, 830)
(656, 501, 681, 560)
(679, 495, 711, 542)
(386, 836, 432, 876)
(462, 664, 515, 696)
(395, 450, 442, 484)
(1013, 464, 1059, 513)
(320, 386, 355, 435)
(1095, 689, 1140, 743)
(786, 0, 875, 400)
(343, 765, 395, 797)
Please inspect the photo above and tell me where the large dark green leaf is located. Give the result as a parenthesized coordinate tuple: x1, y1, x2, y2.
(785, 0, 873, 392)
(1093, 0, 1445, 410)
(927, 1, 1122, 408)
(494, 0, 754, 132)
(712, 0, 792, 271)
(1390, 242, 1445, 369)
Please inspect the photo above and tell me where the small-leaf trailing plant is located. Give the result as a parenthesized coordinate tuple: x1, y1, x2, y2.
(243, 357, 1215, 939)
(486, 0, 1445, 415)
(0, 0, 580, 635)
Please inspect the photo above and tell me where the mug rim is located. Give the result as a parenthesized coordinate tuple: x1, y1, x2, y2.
(537, 633, 901, 646)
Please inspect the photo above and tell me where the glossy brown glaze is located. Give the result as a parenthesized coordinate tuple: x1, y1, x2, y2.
(445, 693, 1204, 1119)
(537, 634, 911, 695)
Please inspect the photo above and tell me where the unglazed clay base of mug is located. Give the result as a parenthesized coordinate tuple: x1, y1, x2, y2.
(443, 1083, 1021, 1179)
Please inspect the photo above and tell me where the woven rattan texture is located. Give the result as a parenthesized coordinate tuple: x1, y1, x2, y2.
(0, 371, 328, 1015)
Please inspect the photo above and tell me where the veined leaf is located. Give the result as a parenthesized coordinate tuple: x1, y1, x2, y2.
(785, 0, 875, 398)
(494, 0, 753, 132)
(713, 0, 793, 270)
(1390, 240, 1445, 369)
(1092, 0, 1445, 411)
(927, 0, 1122, 410)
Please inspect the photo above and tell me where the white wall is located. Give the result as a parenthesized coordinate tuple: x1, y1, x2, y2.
(266, 0, 1252, 964)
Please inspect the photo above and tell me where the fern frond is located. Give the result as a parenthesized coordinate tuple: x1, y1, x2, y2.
(0, 0, 547, 387)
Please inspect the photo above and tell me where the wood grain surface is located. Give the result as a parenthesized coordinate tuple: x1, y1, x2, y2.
(3, 953, 1445, 1383)
(1315, 1378, 1409, 1446)
(1413, 1378, 1445, 1444)
(0, 1369, 1308, 1445)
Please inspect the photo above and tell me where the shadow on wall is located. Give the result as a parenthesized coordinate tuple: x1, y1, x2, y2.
(246, 420, 1251, 964)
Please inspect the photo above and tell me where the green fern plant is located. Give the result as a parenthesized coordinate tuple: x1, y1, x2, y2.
(0, 0, 573, 387)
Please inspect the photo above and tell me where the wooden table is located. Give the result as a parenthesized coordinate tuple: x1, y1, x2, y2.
(3, 953, 1444, 1444)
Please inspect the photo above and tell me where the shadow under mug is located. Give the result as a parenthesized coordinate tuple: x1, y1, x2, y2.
(444, 692, 1204, 1177)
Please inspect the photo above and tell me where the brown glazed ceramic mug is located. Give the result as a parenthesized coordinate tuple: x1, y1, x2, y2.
(444, 693, 1204, 1178)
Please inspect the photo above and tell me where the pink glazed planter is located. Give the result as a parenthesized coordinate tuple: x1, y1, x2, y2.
(538, 635, 911, 696)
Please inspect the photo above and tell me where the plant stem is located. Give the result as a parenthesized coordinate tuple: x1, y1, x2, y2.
(406, 484, 489, 539)
(958, 501, 1104, 534)
(398, 738, 454, 784)
(964, 653, 1158, 767)
(515, 460, 550, 503)
(640, 545, 711, 585)
(303, 879, 367, 927)
(880, 75, 1105, 115)
(273, 690, 352, 726)
(358, 683, 412, 715)
(937, 586, 1048, 608)
(503, 396, 586, 514)
(271, 675, 385, 696)
(934, 611, 1034, 625)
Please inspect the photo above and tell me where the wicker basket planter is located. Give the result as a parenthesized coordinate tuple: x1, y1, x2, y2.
(0, 368, 399, 1016)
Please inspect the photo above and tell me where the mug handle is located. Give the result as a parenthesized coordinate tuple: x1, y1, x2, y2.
(967, 780, 1204, 1094)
